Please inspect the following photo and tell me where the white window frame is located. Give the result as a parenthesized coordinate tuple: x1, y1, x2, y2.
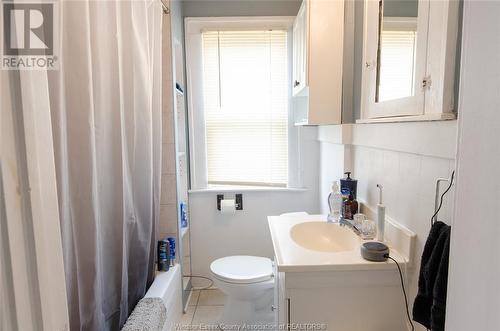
(185, 17, 301, 190)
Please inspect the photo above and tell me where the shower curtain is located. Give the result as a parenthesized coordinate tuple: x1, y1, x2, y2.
(48, 1, 163, 330)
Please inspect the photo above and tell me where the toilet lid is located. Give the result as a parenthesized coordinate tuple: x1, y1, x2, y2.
(210, 256, 273, 284)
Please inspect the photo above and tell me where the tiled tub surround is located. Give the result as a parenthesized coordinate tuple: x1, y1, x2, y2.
(159, 22, 179, 240)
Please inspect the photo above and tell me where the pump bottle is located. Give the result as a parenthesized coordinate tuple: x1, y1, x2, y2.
(328, 181, 342, 222)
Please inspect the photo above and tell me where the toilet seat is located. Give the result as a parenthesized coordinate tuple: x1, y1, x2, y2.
(210, 255, 273, 284)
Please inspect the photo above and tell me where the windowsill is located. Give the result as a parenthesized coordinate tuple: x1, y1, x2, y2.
(188, 185, 308, 194)
(355, 112, 456, 124)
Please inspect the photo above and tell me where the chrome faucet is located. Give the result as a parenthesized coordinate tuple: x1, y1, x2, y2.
(339, 218, 361, 236)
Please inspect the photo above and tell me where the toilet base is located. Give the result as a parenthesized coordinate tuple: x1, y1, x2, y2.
(209, 256, 275, 329)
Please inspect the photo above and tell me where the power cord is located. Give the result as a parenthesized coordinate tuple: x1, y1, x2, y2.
(431, 171, 455, 226)
(184, 275, 214, 290)
(385, 254, 415, 331)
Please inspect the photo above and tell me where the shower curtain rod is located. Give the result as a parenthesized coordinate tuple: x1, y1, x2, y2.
(160, 0, 169, 14)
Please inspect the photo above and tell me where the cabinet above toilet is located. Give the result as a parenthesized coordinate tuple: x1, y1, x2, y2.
(292, 0, 344, 125)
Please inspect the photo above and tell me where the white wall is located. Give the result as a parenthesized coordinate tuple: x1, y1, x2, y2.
(319, 122, 457, 330)
(319, 142, 350, 213)
(445, 1, 500, 330)
(189, 128, 320, 285)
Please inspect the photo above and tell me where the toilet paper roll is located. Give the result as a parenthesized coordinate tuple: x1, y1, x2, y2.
(220, 199, 236, 214)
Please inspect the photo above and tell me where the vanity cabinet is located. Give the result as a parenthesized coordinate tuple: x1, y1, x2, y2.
(274, 270, 408, 331)
(269, 215, 416, 330)
(360, 0, 460, 122)
(292, 0, 344, 125)
(268, 214, 416, 331)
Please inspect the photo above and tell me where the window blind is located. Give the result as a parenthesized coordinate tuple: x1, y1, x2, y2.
(202, 30, 288, 187)
(378, 29, 417, 102)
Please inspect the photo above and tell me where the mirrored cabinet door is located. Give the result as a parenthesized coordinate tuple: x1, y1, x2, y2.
(360, 0, 460, 123)
(362, 0, 429, 119)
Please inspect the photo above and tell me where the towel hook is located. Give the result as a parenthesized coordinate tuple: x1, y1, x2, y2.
(431, 171, 455, 226)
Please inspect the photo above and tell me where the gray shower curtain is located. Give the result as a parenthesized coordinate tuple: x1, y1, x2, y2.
(48, 1, 162, 330)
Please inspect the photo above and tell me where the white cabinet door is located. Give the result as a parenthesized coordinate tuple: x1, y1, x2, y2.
(273, 262, 279, 327)
(292, 0, 344, 125)
(274, 269, 287, 328)
(292, 0, 307, 96)
(360, 0, 459, 122)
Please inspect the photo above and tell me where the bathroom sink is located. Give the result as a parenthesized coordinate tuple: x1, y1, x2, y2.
(290, 222, 360, 252)
(269, 214, 415, 272)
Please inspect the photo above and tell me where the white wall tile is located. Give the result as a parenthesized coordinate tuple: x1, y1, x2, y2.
(162, 112, 175, 144)
(319, 140, 456, 314)
(418, 155, 454, 200)
(161, 174, 177, 205)
(160, 204, 178, 237)
(162, 143, 176, 174)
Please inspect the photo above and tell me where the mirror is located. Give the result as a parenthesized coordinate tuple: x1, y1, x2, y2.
(376, 0, 419, 103)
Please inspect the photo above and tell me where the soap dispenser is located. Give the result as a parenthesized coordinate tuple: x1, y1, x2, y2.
(376, 184, 385, 242)
(327, 181, 342, 222)
(340, 172, 358, 199)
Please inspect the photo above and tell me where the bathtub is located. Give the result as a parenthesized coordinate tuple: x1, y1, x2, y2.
(144, 264, 183, 331)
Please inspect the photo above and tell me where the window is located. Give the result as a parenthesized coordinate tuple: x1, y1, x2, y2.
(201, 29, 289, 187)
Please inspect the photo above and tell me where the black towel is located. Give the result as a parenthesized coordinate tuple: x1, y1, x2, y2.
(413, 221, 451, 331)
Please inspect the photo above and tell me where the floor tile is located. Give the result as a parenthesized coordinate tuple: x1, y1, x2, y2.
(197, 289, 225, 306)
(188, 290, 200, 306)
(191, 306, 224, 326)
(179, 306, 196, 326)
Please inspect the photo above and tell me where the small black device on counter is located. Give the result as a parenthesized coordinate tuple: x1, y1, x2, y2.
(157, 239, 170, 271)
(340, 171, 357, 199)
(360, 241, 389, 261)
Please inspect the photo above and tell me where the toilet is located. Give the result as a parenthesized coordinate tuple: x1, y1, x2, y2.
(210, 255, 274, 327)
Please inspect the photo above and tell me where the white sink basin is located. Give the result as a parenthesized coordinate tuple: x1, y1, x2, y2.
(290, 221, 360, 252)
(269, 215, 415, 272)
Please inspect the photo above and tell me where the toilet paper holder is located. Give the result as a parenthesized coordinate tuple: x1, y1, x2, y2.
(217, 194, 243, 211)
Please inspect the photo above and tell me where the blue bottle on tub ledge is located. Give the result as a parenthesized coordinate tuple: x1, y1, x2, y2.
(157, 239, 170, 272)
(180, 202, 188, 228)
(167, 237, 176, 267)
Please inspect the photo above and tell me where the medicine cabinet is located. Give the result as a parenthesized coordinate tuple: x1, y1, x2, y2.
(360, 0, 460, 122)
